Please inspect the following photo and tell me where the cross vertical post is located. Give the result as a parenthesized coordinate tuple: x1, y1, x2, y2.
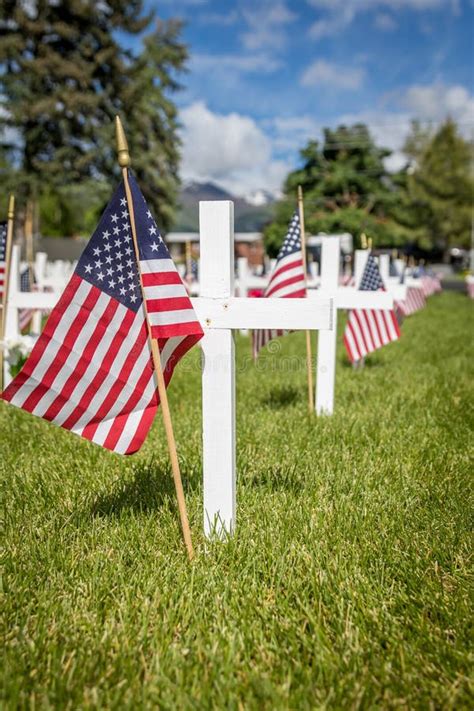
(199, 201, 236, 536)
(315, 237, 340, 415)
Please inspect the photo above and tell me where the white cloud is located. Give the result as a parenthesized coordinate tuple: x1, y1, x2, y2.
(374, 13, 399, 29)
(301, 60, 365, 90)
(334, 82, 474, 171)
(241, 0, 297, 51)
(192, 52, 281, 74)
(179, 102, 289, 195)
(178, 83, 473, 194)
(402, 84, 474, 126)
(198, 10, 239, 25)
(307, 0, 460, 38)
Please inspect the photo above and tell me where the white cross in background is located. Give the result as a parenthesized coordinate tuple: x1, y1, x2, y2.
(192, 202, 334, 537)
(311, 239, 395, 416)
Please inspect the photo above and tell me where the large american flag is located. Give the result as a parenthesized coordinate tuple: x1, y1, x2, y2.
(344, 253, 400, 363)
(252, 211, 306, 358)
(0, 221, 7, 299)
(2, 173, 203, 454)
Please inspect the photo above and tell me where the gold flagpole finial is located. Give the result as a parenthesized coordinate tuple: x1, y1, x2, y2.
(115, 115, 130, 168)
(8, 194, 15, 219)
(360, 232, 367, 249)
(297, 184, 303, 202)
(367, 237, 373, 251)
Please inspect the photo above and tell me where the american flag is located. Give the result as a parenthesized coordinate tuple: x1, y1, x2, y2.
(0, 221, 7, 299)
(2, 173, 203, 455)
(19, 267, 35, 331)
(416, 266, 442, 296)
(252, 211, 306, 358)
(344, 253, 400, 363)
(395, 266, 426, 317)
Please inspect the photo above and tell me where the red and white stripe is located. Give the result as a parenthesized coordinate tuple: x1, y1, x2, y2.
(344, 308, 400, 362)
(396, 286, 425, 317)
(0, 261, 5, 298)
(3, 275, 176, 455)
(252, 249, 306, 358)
(140, 257, 203, 342)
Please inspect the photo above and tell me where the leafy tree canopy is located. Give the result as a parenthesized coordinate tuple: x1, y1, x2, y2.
(403, 119, 473, 251)
(264, 124, 412, 256)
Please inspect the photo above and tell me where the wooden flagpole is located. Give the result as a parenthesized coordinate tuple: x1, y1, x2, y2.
(297, 185, 314, 413)
(25, 199, 35, 284)
(0, 194, 15, 391)
(185, 240, 192, 277)
(115, 116, 194, 561)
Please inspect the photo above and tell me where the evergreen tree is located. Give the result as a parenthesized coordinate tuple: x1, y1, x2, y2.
(264, 125, 411, 256)
(404, 120, 473, 250)
(123, 19, 188, 232)
(0, 1, 187, 233)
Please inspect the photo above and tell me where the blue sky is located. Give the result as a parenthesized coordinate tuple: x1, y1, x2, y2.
(139, 0, 473, 195)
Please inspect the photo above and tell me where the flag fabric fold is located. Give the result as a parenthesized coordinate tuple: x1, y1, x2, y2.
(252, 210, 306, 358)
(344, 253, 400, 363)
(2, 173, 203, 455)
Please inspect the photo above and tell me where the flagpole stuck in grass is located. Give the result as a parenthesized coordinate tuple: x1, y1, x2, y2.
(115, 116, 194, 561)
(297, 185, 314, 414)
(24, 199, 35, 285)
(0, 194, 15, 392)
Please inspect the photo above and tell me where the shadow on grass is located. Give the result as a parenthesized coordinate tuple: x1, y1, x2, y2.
(260, 385, 302, 409)
(88, 463, 178, 518)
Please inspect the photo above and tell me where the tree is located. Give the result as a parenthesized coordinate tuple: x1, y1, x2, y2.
(123, 20, 187, 232)
(0, 1, 187, 233)
(264, 125, 412, 256)
(404, 120, 473, 251)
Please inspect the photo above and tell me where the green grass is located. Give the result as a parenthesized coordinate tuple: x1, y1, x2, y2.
(2, 292, 473, 709)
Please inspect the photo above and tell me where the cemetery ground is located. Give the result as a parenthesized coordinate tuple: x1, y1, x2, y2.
(2, 292, 472, 709)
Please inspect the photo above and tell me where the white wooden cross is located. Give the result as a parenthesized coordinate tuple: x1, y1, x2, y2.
(191, 202, 334, 536)
(311, 238, 394, 415)
(3, 245, 58, 386)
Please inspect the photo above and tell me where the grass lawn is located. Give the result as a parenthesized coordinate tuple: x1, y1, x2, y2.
(2, 292, 473, 709)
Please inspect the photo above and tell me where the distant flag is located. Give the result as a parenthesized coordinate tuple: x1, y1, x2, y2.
(395, 265, 426, 317)
(19, 266, 35, 331)
(252, 210, 306, 358)
(185, 258, 198, 282)
(0, 221, 7, 299)
(2, 173, 203, 455)
(467, 277, 474, 299)
(344, 253, 401, 363)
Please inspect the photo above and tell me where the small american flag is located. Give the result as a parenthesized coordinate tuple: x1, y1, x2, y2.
(252, 211, 306, 358)
(19, 267, 35, 331)
(344, 253, 400, 363)
(2, 172, 203, 455)
(0, 221, 7, 299)
(395, 267, 426, 316)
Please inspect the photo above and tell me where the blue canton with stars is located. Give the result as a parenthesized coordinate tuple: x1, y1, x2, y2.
(359, 254, 385, 291)
(20, 267, 34, 292)
(75, 172, 170, 313)
(0, 221, 6, 261)
(276, 211, 301, 262)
